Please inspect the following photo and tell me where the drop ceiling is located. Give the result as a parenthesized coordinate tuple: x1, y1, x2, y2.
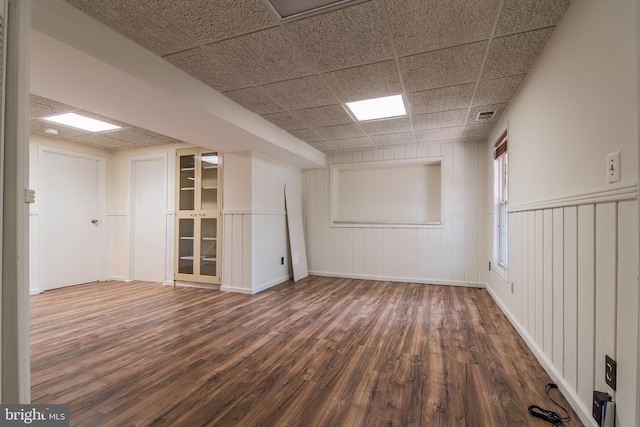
(33, 0, 572, 154)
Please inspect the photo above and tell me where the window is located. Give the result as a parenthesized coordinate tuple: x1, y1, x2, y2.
(495, 133, 508, 271)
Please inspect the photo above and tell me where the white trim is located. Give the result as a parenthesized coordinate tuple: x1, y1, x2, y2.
(508, 183, 637, 213)
(219, 286, 253, 294)
(309, 271, 485, 288)
(485, 285, 597, 427)
(174, 280, 220, 291)
(222, 209, 286, 216)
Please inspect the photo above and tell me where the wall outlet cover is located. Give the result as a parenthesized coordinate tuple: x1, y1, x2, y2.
(605, 355, 616, 390)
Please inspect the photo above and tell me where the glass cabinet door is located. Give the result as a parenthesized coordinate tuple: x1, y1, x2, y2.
(178, 154, 196, 211)
(200, 217, 217, 277)
(177, 218, 195, 274)
(200, 152, 218, 211)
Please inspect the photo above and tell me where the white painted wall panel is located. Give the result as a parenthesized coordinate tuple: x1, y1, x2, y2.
(552, 208, 564, 373)
(303, 140, 481, 286)
(594, 203, 617, 392)
(542, 209, 553, 355)
(576, 204, 595, 406)
(615, 200, 638, 426)
(563, 206, 578, 391)
(534, 210, 544, 348)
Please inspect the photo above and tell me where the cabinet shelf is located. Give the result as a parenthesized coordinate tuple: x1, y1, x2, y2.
(175, 148, 221, 284)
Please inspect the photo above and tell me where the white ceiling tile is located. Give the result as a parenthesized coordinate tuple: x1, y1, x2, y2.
(483, 28, 554, 80)
(288, 128, 326, 143)
(415, 126, 465, 143)
(360, 117, 413, 136)
(496, 0, 573, 36)
(285, 0, 393, 72)
(412, 109, 468, 131)
(321, 60, 402, 102)
(407, 84, 476, 115)
(387, 0, 501, 56)
(399, 42, 487, 92)
(164, 46, 251, 92)
(261, 112, 307, 130)
(144, 0, 278, 43)
(309, 141, 338, 152)
(371, 132, 416, 146)
(461, 122, 495, 138)
(66, 0, 196, 56)
(315, 123, 365, 140)
(473, 75, 525, 106)
(223, 87, 284, 115)
(330, 137, 375, 150)
(30, 95, 78, 119)
(207, 27, 318, 85)
(258, 75, 339, 110)
(291, 105, 354, 128)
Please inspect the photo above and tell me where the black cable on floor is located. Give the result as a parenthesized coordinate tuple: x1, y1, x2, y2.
(527, 383, 571, 425)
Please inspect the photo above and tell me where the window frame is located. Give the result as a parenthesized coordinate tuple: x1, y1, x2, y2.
(494, 132, 508, 275)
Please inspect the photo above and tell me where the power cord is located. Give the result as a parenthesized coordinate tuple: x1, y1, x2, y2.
(527, 383, 571, 425)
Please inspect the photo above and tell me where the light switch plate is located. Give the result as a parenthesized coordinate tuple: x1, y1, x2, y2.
(606, 151, 621, 183)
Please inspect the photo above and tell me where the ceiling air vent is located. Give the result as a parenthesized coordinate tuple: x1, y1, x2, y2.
(475, 110, 496, 122)
(265, 0, 361, 20)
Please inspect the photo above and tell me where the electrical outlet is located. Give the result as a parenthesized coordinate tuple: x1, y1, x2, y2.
(280, 256, 285, 265)
(605, 355, 617, 390)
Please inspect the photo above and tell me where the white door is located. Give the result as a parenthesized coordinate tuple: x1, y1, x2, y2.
(41, 150, 103, 290)
(132, 158, 166, 282)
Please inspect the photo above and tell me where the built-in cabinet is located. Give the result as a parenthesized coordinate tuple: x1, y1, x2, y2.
(174, 148, 221, 284)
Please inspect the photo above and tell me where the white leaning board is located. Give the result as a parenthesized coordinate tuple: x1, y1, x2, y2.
(284, 184, 308, 281)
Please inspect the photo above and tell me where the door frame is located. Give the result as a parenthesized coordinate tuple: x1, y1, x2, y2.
(128, 153, 171, 284)
(36, 145, 107, 293)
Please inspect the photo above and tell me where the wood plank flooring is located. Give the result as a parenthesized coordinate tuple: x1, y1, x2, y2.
(31, 277, 583, 426)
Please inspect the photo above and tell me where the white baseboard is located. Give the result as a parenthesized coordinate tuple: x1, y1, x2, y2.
(308, 271, 485, 288)
(219, 286, 253, 294)
(220, 275, 292, 295)
(29, 289, 42, 295)
(173, 281, 220, 291)
(484, 285, 597, 427)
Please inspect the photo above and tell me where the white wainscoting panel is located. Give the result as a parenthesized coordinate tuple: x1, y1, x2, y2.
(494, 188, 638, 425)
(304, 142, 483, 286)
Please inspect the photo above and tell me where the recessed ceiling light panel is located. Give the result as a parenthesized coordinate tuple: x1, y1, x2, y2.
(345, 94, 407, 122)
(265, 0, 359, 20)
(43, 112, 121, 132)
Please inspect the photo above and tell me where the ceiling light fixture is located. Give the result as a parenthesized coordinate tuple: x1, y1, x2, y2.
(345, 94, 407, 122)
(44, 128, 59, 135)
(43, 112, 121, 132)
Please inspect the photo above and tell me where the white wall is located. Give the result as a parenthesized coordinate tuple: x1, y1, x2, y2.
(108, 143, 190, 283)
(304, 141, 484, 286)
(222, 151, 301, 293)
(485, 0, 639, 425)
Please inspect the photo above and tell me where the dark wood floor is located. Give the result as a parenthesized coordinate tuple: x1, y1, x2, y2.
(31, 277, 583, 427)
